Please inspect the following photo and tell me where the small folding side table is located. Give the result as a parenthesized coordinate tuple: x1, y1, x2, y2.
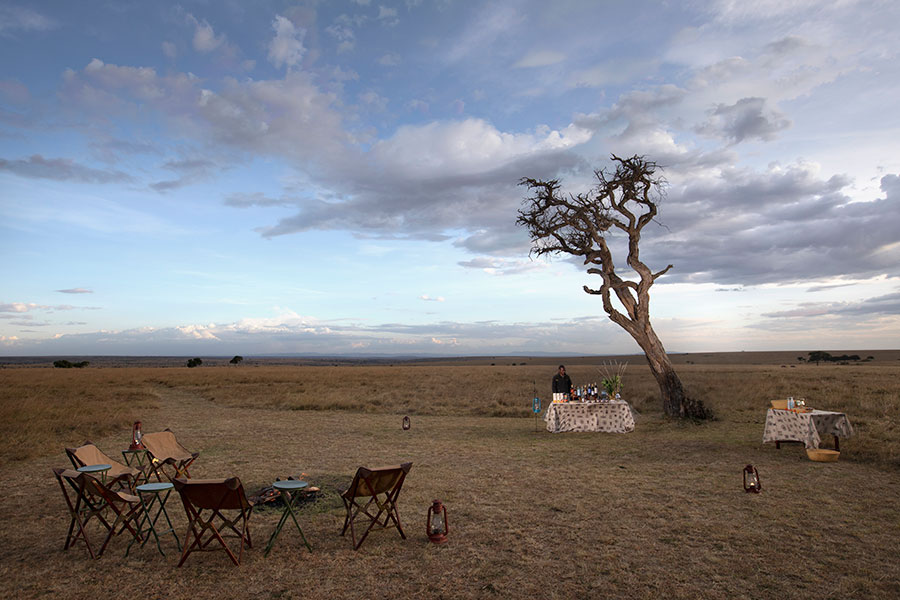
(127, 482, 181, 556)
(77, 463, 111, 484)
(121, 448, 152, 486)
(264, 480, 313, 556)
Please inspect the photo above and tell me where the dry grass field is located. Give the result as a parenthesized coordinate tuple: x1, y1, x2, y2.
(1, 354, 899, 599)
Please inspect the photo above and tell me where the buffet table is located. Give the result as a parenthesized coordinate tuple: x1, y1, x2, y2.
(762, 409, 854, 450)
(543, 400, 635, 434)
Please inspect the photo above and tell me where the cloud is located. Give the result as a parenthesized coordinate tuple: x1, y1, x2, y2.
(377, 53, 400, 66)
(254, 118, 592, 240)
(161, 41, 177, 59)
(457, 257, 546, 276)
(0, 79, 30, 104)
(358, 90, 388, 111)
(762, 291, 900, 318)
(150, 157, 218, 192)
(419, 295, 445, 302)
(514, 50, 565, 68)
(224, 192, 299, 208)
(0, 154, 134, 183)
(190, 16, 226, 53)
(377, 6, 399, 26)
(642, 164, 900, 285)
(56, 288, 93, 294)
(2, 312, 633, 356)
(0, 302, 98, 313)
(0, 5, 56, 35)
(268, 15, 306, 69)
(696, 97, 791, 143)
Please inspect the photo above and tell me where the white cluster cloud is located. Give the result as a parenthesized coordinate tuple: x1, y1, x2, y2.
(268, 15, 306, 69)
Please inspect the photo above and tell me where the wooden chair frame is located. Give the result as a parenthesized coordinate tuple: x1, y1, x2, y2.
(174, 477, 253, 567)
(65, 441, 143, 492)
(340, 463, 411, 550)
(141, 429, 200, 481)
(53, 468, 142, 559)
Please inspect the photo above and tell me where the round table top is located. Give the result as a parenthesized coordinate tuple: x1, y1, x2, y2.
(137, 482, 174, 493)
(273, 480, 308, 491)
(77, 464, 111, 473)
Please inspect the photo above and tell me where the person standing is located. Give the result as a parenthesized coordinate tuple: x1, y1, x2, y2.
(552, 365, 573, 396)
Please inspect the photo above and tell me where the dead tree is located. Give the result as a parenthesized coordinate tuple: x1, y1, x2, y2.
(517, 154, 712, 420)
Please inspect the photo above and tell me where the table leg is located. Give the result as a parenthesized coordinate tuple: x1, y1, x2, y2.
(834, 436, 840, 452)
(264, 490, 312, 556)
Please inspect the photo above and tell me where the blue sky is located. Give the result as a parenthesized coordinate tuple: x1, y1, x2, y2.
(1, 0, 899, 356)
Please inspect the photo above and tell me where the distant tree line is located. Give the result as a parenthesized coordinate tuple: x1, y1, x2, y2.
(801, 351, 873, 365)
(53, 360, 90, 368)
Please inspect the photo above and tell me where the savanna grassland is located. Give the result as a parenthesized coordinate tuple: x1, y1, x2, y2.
(1, 352, 898, 599)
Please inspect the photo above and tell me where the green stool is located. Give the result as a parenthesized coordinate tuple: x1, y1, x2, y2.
(77, 463, 111, 484)
(264, 480, 313, 556)
(127, 482, 180, 556)
(121, 449, 152, 486)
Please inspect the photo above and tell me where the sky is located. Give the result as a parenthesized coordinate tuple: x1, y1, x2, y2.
(1, 0, 899, 357)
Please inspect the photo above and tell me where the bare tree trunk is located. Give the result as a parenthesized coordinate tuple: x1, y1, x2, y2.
(634, 327, 712, 420)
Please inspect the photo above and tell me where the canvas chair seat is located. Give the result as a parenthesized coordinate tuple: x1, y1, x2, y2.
(65, 441, 143, 491)
(53, 467, 142, 559)
(141, 429, 200, 481)
(174, 477, 253, 567)
(340, 463, 411, 550)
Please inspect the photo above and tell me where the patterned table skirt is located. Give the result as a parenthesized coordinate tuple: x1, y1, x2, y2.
(543, 401, 635, 434)
(762, 409, 854, 449)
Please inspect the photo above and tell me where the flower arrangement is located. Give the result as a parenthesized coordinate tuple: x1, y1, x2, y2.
(599, 361, 627, 397)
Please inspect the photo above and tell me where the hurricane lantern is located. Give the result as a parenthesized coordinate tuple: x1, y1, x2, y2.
(427, 499, 449, 544)
(743, 464, 761, 493)
(402, 416, 411, 431)
(532, 397, 541, 414)
(129, 421, 145, 450)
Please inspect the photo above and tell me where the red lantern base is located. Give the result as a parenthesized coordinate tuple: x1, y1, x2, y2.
(428, 532, 448, 544)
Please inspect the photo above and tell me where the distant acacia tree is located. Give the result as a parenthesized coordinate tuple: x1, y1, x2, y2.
(517, 154, 712, 420)
(53, 360, 90, 368)
(186, 357, 203, 368)
(807, 351, 832, 365)
(230, 355, 244, 365)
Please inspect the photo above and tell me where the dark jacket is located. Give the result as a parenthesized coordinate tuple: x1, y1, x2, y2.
(552, 373, 572, 394)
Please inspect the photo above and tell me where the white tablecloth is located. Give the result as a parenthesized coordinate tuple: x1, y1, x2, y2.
(543, 400, 635, 434)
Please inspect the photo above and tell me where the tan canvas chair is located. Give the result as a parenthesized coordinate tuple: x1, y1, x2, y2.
(340, 463, 412, 550)
(65, 441, 144, 491)
(52, 467, 142, 559)
(141, 429, 200, 481)
(173, 477, 253, 567)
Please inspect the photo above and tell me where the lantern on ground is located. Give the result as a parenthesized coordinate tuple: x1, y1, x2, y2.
(743, 464, 761, 493)
(427, 499, 448, 544)
(129, 421, 145, 450)
(402, 416, 411, 430)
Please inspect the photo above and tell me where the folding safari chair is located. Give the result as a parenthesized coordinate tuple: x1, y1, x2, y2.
(65, 441, 145, 491)
(52, 467, 142, 559)
(141, 429, 200, 481)
(173, 477, 254, 567)
(340, 462, 412, 550)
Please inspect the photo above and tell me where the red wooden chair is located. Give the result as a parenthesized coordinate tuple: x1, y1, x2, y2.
(173, 477, 254, 566)
(340, 463, 412, 550)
